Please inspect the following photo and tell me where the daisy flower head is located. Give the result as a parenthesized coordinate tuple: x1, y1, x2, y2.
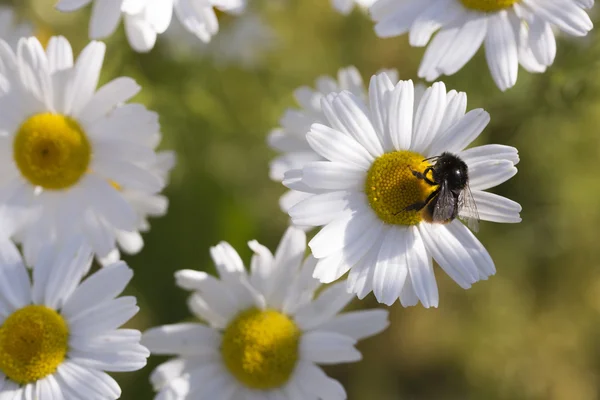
(268, 66, 401, 218)
(284, 73, 522, 307)
(0, 36, 169, 265)
(55, 0, 247, 52)
(143, 227, 389, 399)
(332, 0, 378, 15)
(370, 0, 594, 91)
(0, 237, 149, 399)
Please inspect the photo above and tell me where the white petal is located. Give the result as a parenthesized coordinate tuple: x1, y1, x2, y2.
(124, 13, 158, 53)
(485, 11, 519, 91)
(150, 358, 187, 391)
(418, 223, 479, 289)
(306, 123, 373, 170)
(78, 77, 141, 124)
(468, 159, 517, 190)
(55, 0, 92, 12)
(46, 36, 73, 72)
(142, 323, 220, 356)
(69, 41, 106, 116)
(406, 226, 438, 308)
(301, 161, 366, 191)
(294, 282, 354, 330)
(248, 239, 274, 295)
(411, 82, 447, 153)
(209, 241, 246, 282)
(317, 309, 389, 341)
(80, 175, 137, 231)
(325, 91, 384, 157)
(294, 362, 346, 400)
(300, 331, 361, 364)
(61, 262, 133, 321)
(0, 238, 30, 312)
(289, 191, 356, 227)
(459, 144, 519, 165)
(68, 296, 138, 336)
(89, 0, 123, 39)
(528, 18, 556, 66)
(55, 361, 121, 399)
(467, 190, 522, 223)
(445, 220, 495, 278)
(373, 227, 409, 305)
(387, 80, 414, 151)
(429, 109, 490, 155)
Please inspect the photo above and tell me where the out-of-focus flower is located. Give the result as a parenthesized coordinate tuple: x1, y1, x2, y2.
(55, 0, 246, 52)
(164, 12, 277, 69)
(371, 0, 594, 90)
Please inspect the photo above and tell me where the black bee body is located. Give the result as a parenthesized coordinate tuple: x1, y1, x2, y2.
(405, 152, 479, 231)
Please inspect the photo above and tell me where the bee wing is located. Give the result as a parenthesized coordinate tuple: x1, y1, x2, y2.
(431, 181, 456, 223)
(458, 185, 480, 233)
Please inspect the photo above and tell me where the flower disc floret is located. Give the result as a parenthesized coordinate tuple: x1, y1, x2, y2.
(13, 113, 91, 190)
(366, 150, 437, 225)
(459, 0, 519, 12)
(0, 305, 69, 384)
(221, 308, 300, 389)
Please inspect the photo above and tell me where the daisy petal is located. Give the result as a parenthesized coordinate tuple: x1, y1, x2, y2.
(317, 309, 389, 341)
(468, 190, 522, 223)
(406, 226, 438, 308)
(300, 331, 361, 364)
(142, 323, 220, 356)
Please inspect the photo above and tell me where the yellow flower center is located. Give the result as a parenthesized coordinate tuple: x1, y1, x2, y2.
(13, 113, 92, 190)
(0, 305, 69, 384)
(365, 150, 437, 225)
(221, 308, 300, 390)
(460, 0, 519, 12)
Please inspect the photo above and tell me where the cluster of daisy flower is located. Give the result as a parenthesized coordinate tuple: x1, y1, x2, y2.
(0, 0, 592, 398)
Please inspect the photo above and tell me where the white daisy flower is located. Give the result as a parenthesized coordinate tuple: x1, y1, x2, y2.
(268, 66, 401, 218)
(0, 237, 149, 399)
(371, 0, 594, 90)
(0, 6, 33, 49)
(55, 0, 247, 52)
(332, 0, 377, 15)
(284, 73, 522, 307)
(143, 227, 389, 399)
(0, 36, 168, 265)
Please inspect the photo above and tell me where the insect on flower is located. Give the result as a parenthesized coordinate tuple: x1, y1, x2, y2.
(405, 152, 480, 232)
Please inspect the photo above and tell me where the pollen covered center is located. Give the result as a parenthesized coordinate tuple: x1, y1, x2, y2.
(365, 150, 437, 226)
(0, 305, 69, 384)
(460, 0, 519, 12)
(221, 308, 300, 390)
(13, 113, 91, 190)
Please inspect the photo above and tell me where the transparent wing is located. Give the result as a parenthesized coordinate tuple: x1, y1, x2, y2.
(458, 185, 480, 233)
(432, 181, 456, 223)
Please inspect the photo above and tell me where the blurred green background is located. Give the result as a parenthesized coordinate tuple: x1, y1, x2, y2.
(6, 0, 600, 398)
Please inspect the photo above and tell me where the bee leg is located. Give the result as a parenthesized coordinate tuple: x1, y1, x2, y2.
(410, 167, 436, 186)
(398, 188, 440, 214)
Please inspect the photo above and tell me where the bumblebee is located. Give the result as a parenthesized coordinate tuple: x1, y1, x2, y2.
(405, 152, 480, 232)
